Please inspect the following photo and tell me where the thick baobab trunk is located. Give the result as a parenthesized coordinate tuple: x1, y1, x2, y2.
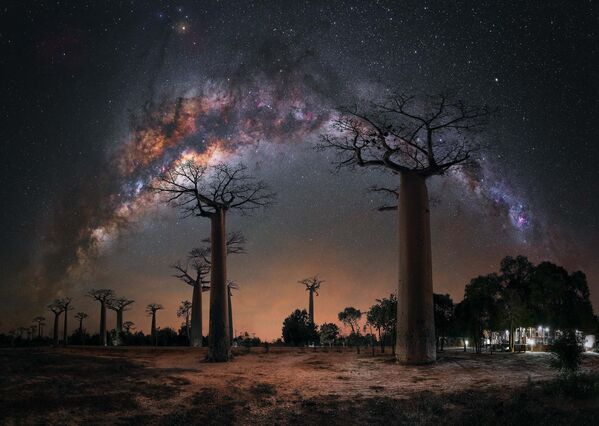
(100, 302, 107, 346)
(63, 310, 68, 347)
(190, 282, 203, 347)
(79, 319, 84, 345)
(308, 289, 314, 324)
(396, 172, 436, 364)
(228, 289, 234, 345)
(151, 313, 157, 346)
(53, 313, 60, 346)
(207, 208, 230, 362)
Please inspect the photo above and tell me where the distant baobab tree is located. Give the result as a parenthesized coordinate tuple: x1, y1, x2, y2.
(47, 298, 68, 346)
(177, 300, 192, 342)
(74, 312, 88, 344)
(227, 281, 239, 344)
(123, 321, 135, 334)
(33, 316, 45, 338)
(87, 289, 115, 346)
(152, 161, 274, 362)
(146, 303, 163, 346)
(62, 297, 73, 347)
(297, 276, 323, 324)
(320, 93, 491, 364)
(108, 297, 134, 345)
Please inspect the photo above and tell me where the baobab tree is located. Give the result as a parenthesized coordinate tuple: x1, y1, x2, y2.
(87, 289, 114, 346)
(62, 297, 73, 347)
(33, 316, 45, 338)
(152, 161, 274, 361)
(47, 298, 68, 345)
(227, 281, 239, 344)
(177, 300, 192, 343)
(146, 303, 163, 346)
(108, 297, 134, 345)
(297, 276, 323, 324)
(74, 312, 88, 344)
(123, 321, 135, 334)
(320, 93, 490, 364)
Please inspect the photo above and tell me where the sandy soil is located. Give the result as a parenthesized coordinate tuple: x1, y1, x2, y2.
(1, 346, 598, 425)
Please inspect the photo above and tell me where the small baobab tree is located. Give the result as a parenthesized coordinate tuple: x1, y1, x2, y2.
(123, 321, 135, 334)
(62, 297, 73, 347)
(177, 300, 193, 343)
(48, 298, 68, 346)
(320, 93, 491, 364)
(151, 161, 274, 361)
(297, 276, 323, 324)
(33, 316, 45, 338)
(227, 281, 239, 344)
(146, 303, 163, 346)
(74, 312, 88, 345)
(87, 289, 114, 346)
(108, 297, 135, 345)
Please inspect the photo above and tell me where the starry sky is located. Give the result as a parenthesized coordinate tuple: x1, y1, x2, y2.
(1, 1, 598, 340)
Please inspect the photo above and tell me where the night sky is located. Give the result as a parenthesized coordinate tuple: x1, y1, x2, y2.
(1, 1, 598, 340)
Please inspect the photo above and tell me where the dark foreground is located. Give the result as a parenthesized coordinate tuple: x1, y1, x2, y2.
(1, 347, 599, 425)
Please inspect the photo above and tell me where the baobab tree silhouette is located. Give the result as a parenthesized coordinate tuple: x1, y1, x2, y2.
(122, 321, 135, 334)
(320, 92, 490, 364)
(74, 312, 88, 344)
(227, 281, 239, 344)
(146, 303, 163, 346)
(87, 289, 115, 346)
(152, 161, 274, 361)
(47, 298, 69, 346)
(297, 276, 323, 325)
(33, 316, 45, 338)
(107, 297, 134, 345)
(61, 297, 73, 347)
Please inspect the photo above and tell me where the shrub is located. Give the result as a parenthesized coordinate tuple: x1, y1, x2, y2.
(549, 330, 583, 374)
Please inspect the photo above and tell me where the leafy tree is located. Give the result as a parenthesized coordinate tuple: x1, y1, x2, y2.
(433, 293, 454, 352)
(282, 309, 318, 346)
(550, 330, 583, 374)
(338, 307, 362, 335)
(367, 295, 396, 353)
(319, 323, 340, 347)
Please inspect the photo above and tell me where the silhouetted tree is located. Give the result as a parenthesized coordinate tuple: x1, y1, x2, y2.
(62, 297, 73, 347)
(74, 312, 88, 345)
(33, 316, 45, 338)
(367, 296, 397, 353)
(146, 303, 163, 346)
(47, 298, 68, 346)
(297, 276, 323, 325)
(152, 161, 274, 361)
(433, 293, 454, 352)
(338, 307, 362, 335)
(282, 309, 318, 346)
(107, 297, 134, 345)
(177, 300, 192, 343)
(123, 321, 135, 334)
(319, 323, 340, 346)
(87, 289, 115, 346)
(320, 93, 490, 363)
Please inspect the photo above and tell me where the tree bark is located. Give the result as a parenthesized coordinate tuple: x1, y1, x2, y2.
(100, 302, 107, 346)
(63, 309, 68, 347)
(207, 208, 230, 361)
(396, 172, 436, 364)
(228, 288, 234, 345)
(308, 289, 314, 324)
(151, 313, 157, 346)
(53, 313, 60, 346)
(191, 282, 203, 347)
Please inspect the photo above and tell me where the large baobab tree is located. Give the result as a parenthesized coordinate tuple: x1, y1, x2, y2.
(87, 289, 114, 346)
(75, 312, 88, 344)
(152, 161, 274, 361)
(108, 297, 135, 345)
(227, 281, 239, 344)
(33, 316, 45, 338)
(48, 298, 68, 346)
(297, 276, 323, 324)
(320, 93, 490, 364)
(146, 303, 163, 346)
(62, 297, 73, 347)
(177, 300, 193, 343)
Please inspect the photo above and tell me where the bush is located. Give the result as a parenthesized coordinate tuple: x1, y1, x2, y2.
(549, 330, 583, 374)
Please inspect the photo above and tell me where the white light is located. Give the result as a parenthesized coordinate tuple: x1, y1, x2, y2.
(465, 339, 469, 346)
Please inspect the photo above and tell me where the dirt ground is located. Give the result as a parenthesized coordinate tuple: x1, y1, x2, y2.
(1, 346, 599, 425)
